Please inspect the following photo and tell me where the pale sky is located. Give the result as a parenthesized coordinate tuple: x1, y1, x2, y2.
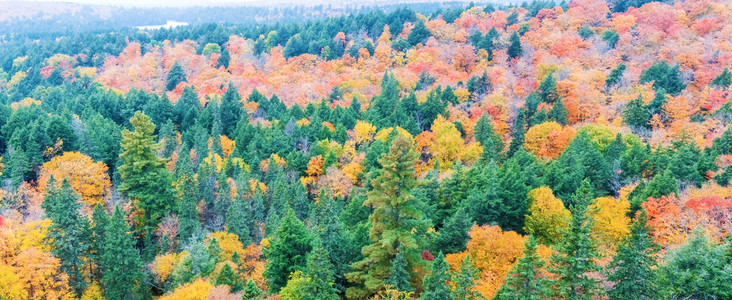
(0, 0, 481, 8)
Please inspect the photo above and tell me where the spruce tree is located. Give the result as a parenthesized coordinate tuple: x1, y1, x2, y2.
(311, 190, 352, 292)
(166, 62, 187, 91)
(496, 235, 551, 300)
(226, 193, 252, 246)
(607, 210, 659, 300)
(407, 20, 431, 46)
(384, 244, 414, 293)
(102, 206, 142, 300)
(90, 204, 109, 281)
(474, 114, 503, 162)
(263, 207, 313, 293)
(347, 135, 430, 298)
(175, 148, 201, 243)
(452, 255, 483, 300)
(420, 252, 452, 300)
(242, 280, 261, 299)
(220, 83, 242, 136)
(42, 177, 91, 294)
(433, 206, 472, 254)
(214, 263, 243, 293)
(507, 32, 523, 60)
(622, 94, 650, 130)
(549, 180, 602, 299)
(302, 238, 339, 300)
(711, 67, 731, 89)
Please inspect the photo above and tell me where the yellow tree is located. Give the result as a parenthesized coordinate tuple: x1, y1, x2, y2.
(38, 152, 111, 208)
(589, 197, 631, 249)
(524, 187, 571, 245)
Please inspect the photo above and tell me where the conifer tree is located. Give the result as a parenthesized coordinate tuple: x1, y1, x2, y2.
(507, 32, 523, 60)
(226, 193, 252, 246)
(166, 62, 187, 91)
(264, 207, 313, 293)
(312, 190, 353, 292)
(214, 263, 243, 293)
(407, 20, 431, 46)
(474, 114, 503, 162)
(102, 206, 142, 300)
(90, 204, 109, 280)
(42, 177, 91, 294)
(433, 206, 472, 254)
(220, 83, 242, 136)
(420, 252, 452, 300)
(384, 244, 414, 293)
(452, 255, 483, 300)
(607, 210, 659, 300)
(347, 135, 429, 298)
(622, 95, 650, 130)
(549, 180, 602, 299)
(496, 236, 551, 300)
(175, 148, 200, 243)
(242, 280, 261, 299)
(302, 238, 339, 300)
(119, 111, 171, 229)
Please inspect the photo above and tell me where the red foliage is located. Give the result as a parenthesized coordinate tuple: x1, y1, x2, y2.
(421, 250, 435, 261)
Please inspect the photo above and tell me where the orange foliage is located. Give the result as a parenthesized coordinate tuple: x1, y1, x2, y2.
(38, 152, 111, 208)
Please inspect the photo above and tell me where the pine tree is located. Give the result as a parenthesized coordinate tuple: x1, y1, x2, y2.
(384, 244, 414, 293)
(622, 94, 650, 130)
(420, 252, 452, 300)
(218, 48, 231, 69)
(264, 207, 313, 293)
(311, 190, 353, 292)
(549, 180, 602, 300)
(508, 109, 527, 156)
(102, 206, 142, 300)
(711, 67, 731, 89)
(496, 236, 551, 300)
(90, 204, 109, 281)
(242, 280, 261, 299)
(407, 20, 431, 46)
(175, 147, 200, 243)
(607, 210, 659, 300)
(166, 62, 187, 91)
(119, 111, 172, 229)
(452, 255, 483, 300)
(347, 135, 429, 298)
(214, 263, 243, 293)
(42, 177, 91, 294)
(433, 206, 472, 254)
(507, 32, 523, 60)
(226, 194, 252, 246)
(474, 114, 503, 162)
(220, 83, 242, 136)
(302, 238, 339, 300)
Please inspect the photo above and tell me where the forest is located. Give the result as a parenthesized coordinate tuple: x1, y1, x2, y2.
(0, 0, 731, 299)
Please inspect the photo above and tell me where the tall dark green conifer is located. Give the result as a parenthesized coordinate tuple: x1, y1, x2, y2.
(496, 236, 551, 300)
(452, 255, 482, 300)
(226, 193, 252, 246)
(302, 238, 339, 300)
(420, 252, 452, 300)
(507, 32, 523, 60)
(166, 62, 187, 91)
(607, 210, 659, 300)
(263, 207, 313, 293)
(42, 177, 90, 294)
(549, 180, 602, 299)
(102, 206, 142, 300)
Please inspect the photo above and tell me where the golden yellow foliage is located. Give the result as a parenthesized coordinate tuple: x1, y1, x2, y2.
(0, 264, 27, 300)
(524, 187, 570, 245)
(206, 232, 245, 261)
(80, 282, 104, 300)
(354, 120, 376, 146)
(159, 279, 213, 300)
(38, 152, 111, 208)
(589, 196, 631, 249)
(150, 251, 189, 283)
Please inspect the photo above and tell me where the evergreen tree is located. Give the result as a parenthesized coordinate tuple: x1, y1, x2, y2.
(508, 109, 527, 156)
(218, 48, 231, 69)
(226, 193, 252, 246)
(496, 235, 551, 300)
(607, 210, 659, 300)
(605, 63, 626, 88)
(474, 114, 503, 162)
(264, 207, 313, 293)
(220, 83, 243, 136)
(452, 255, 483, 300)
(242, 280, 261, 299)
(507, 32, 523, 60)
(711, 67, 731, 89)
(639, 61, 685, 96)
(102, 206, 142, 300)
(302, 238, 339, 300)
(407, 20, 431, 46)
(175, 149, 201, 243)
(90, 204, 109, 280)
(433, 206, 472, 254)
(42, 177, 90, 294)
(420, 252, 452, 300)
(166, 62, 187, 91)
(622, 94, 650, 130)
(214, 263, 243, 293)
(384, 244, 414, 293)
(311, 190, 353, 292)
(119, 111, 172, 230)
(549, 99, 568, 125)
(549, 180, 602, 299)
(347, 135, 430, 298)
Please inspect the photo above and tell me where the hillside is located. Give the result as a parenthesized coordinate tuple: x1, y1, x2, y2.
(0, 0, 731, 299)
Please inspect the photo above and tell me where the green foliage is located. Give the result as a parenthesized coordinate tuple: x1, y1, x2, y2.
(578, 25, 593, 40)
(420, 252, 452, 300)
(264, 208, 313, 293)
(166, 62, 187, 91)
(622, 94, 651, 129)
(711, 67, 731, 89)
(433, 206, 472, 254)
(407, 20, 431, 46)
(658, 231, 732, 299)
(496, 236, 551, 300)
(549, 180, 603, 299)
(639, 61, 685, 96)
(602, 30, 620, 48)
(606, 63, 626, 88)
(507, 31, 523, 60)
(215, 263, 243, 292)
(452, 255, 483, 300)
(102, 206, 142, 300)
(301, 238, 339, 300)
(607, 210, 659, 300)
(42, 177, 91, 294)
(385, 244, 414, 293)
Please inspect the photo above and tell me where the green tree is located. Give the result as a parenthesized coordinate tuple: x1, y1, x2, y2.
(639, 61, 685, 96)
(606, 63, 626, 88)
(175, 149, 200, 243)
(347, 135, 429, 298)
(102, 206, 142, 300)
(549, 180, 602, 299)
(452, 255, 483, 300)
(311, 190, 353, 293)
(218, 48, 231, 69)
(384, 244, 414, 293)
(214, 263, 243, 293)
(408, 20, 431, 46)
(42, 177, 90, 295)
(474, 114, 503, 162)
(658, 230, 732, 299)
(302, 238, 339, 300)
(90, 204, 109, 280)
(420, 252, 452, 300)
(242, 280, 261, 299)
(433, 207, 472, 254)
(226, 194, 252, 246)
(602, 30, 620, 48)
(166, 62, 187, 91)
(606, 210, 659, 300)
(622, 95, 650, 129)
(118, 111, 172, 230)
(496, 236, 551, 300)
(710, 67, 731, 89)
(507, 32, 523, 60)
(220, 83, 243, 136)
(264, 207, 313, 293)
